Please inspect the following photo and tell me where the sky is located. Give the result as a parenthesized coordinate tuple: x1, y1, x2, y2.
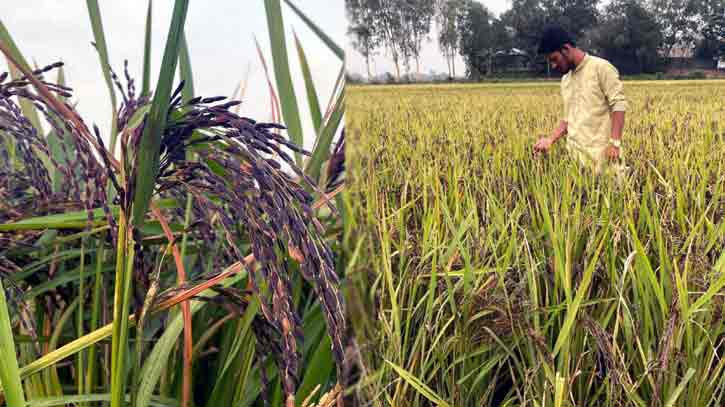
(2, 1, 345, 151)
(345, 0, 512, 77)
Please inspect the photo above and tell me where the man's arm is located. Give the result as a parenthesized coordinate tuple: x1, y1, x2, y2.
(600, 62, 627, 140)
(599, 62, 627, 159)
(550, 120, 568, 143)
(534, 78, 569, 154)
(611, 111, 624, 141)
(600, 62, 627, 112)
(534, 120, 567, 153)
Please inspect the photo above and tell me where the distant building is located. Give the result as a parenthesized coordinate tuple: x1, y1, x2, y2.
(472, 48, 531, 74)
(493, 48, 530, 72)
(663, 45, 696, 58)
(659, 42, 723, 71)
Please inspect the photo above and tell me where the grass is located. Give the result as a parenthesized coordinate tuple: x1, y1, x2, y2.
(345, 81, 725, 406)
(0, 1, 346, 406)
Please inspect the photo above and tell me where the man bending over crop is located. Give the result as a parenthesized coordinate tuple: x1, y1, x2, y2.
(533, 26, 628, 176)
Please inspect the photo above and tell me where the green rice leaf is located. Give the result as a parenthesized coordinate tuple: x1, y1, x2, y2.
(178, 30, 194, 103)
(131, 0, 190, 228)
(0, 280, 26, 406)
(85, 0, 116, 106)
(282, 0, 344, 60)
(142, 0, 153, 97)
(46, 65, 76, 194)
(264, 0, 304, 165)
(292, 31, 322, 132)
(297, 327, 334, 405)
(135, 270, 248, 407)
(0, 198, 177, 231)
(24, 265, 114, 301)
(0, 20, 43, 133)
(385, 360, 451, 407)
(19, 264, 246, 381)
(664, 368, 696, 407)
(552, 229, 608, 357)
(85, 0, 119, 150)
(0, 19, 31, 71)
(27, 394, 179, 407)
(305, 77, 344, 183)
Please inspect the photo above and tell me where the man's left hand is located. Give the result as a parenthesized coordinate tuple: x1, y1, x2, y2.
(605, 144, 620, 161)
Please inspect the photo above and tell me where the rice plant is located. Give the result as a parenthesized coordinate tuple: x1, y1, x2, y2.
(345, 81, 725, 406)
(0, 1, 346, 406)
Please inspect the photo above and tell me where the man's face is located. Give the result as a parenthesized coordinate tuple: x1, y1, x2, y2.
(547, 46, 573, 74)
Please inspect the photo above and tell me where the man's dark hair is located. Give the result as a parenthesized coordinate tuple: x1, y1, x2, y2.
(538, 26, 576, 54)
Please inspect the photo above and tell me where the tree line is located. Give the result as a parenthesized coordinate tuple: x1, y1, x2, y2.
(346, 0, 725, 79)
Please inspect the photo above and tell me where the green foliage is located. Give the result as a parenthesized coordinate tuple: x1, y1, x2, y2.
(457, 0, 496, 78)
(0, 280, 26, 406)
(592, 0, 664, 74)
(0, 2, 346, 407)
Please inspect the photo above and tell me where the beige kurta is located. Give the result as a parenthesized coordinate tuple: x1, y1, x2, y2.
(561, 53, 628, 175)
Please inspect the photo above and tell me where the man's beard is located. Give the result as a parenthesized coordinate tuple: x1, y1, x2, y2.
(560, 62, 572, 74)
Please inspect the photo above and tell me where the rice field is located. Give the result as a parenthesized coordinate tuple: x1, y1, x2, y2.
(345, 81, 725, 406)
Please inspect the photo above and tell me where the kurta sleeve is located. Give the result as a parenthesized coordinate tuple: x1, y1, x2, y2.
(561, 80, 570, 121)
(598, 62, 627, 112)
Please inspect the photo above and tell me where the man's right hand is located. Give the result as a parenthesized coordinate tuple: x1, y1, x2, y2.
(533, 135, 555, 154)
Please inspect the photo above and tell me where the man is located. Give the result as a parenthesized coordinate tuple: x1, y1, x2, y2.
(533, 26, 628, 176)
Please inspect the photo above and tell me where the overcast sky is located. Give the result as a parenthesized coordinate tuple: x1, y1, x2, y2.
(3, 1, 345, 150)
(345, 0, 511, 77)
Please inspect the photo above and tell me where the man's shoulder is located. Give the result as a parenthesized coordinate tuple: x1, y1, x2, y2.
(588, 54, 609, 64)
(588, 55, 618, 72)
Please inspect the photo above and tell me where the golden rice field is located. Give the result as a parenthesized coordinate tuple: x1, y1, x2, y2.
(344, 81, 725, 406)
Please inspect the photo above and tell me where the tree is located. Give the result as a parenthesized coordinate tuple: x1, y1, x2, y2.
(348, 0, 436, 81)
(543, 0, 600, 40)
(501, 0, 548, 57)
(650, 0, 701, 55)
(346, 0, 381, 80)
(648, 0, 724, 59)
(491, 18, 513, 51)
(457, 0, 495, 78)
(436, 0, 464, 77)
(695, 0, 725, 58)
(455, 1, 518, 78)
(592, 0, 663, 74)
(373, 0, 408, 81)
(401, 0, 436, 76)
(501, 0, 599, 72)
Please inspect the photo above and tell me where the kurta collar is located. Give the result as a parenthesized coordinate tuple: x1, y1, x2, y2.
(573, 53, 590, 74)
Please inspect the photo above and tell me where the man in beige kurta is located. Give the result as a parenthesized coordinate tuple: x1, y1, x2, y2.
(533, 26, 628, 178)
